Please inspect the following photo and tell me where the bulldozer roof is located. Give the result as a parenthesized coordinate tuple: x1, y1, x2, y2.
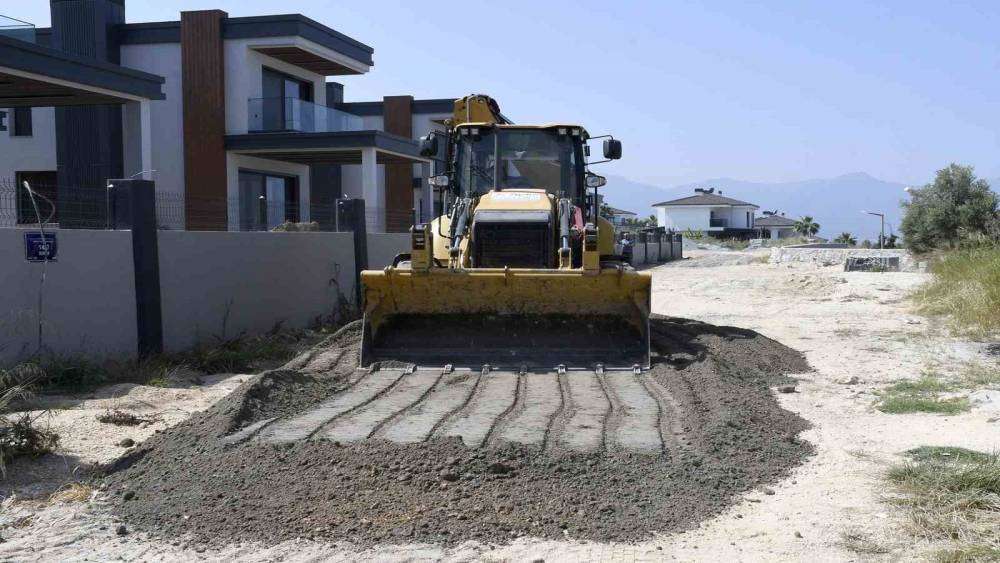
(454, 122, 590, 137)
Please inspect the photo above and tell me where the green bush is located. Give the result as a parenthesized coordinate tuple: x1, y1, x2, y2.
(900, 164, 999, 253)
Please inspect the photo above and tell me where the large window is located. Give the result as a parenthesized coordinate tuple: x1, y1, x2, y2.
(12, 107, 32, 137)
(237, 170, 299, 230)
(454, 128, 582, 198)
(260, 68, 313, 132)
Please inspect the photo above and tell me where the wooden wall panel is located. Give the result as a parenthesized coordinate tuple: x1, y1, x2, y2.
(383, 95, 413, 233)
(181, 10, 228, 231)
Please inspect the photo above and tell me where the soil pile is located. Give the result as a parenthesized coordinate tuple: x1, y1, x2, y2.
(104, 316, 813, 547)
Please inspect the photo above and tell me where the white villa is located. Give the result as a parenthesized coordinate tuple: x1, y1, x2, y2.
(754, 212, 799, 239)
(653, 188, 758, 235)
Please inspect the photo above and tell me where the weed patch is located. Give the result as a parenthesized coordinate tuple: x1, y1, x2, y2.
(876, 375, 970, 414)
(884, 447, 1000, 559)
(49, 482, 94, 504)
(913, 247, 1000, 337)
(96, 409, 157, 427)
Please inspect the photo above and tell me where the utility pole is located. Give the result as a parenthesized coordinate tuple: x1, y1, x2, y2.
(864, 211, 886, 249)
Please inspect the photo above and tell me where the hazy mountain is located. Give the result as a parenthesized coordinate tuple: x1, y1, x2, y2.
(602, 172, 910, 240)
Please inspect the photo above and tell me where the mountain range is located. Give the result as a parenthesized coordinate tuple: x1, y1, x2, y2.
(601, 172, 932, 240)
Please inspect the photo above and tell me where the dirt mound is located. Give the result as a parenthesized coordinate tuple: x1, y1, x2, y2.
(103, 316, 813, 548)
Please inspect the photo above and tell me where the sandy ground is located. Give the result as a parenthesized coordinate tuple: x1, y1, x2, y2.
(2, 249, 997, 562)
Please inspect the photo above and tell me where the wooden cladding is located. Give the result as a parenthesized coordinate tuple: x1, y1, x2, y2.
(181, 10, 228, 230)
(383, 95, 413, 233)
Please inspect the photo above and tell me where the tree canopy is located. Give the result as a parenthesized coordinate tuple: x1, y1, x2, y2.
(794, 216, 820, 237)
(834, 232, 857, 246)
(900, 164, 998, 253)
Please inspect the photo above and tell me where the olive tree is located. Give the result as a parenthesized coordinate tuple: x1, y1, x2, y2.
(900, 164, 998, 253)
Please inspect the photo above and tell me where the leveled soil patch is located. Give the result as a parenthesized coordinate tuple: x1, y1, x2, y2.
(104, 316, 813, 548)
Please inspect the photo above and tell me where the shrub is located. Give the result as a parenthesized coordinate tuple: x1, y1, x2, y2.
(900, 164, 999, 253)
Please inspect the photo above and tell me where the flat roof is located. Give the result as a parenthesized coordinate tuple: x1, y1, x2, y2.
(0, 35, 165, 106)
(225, 130, 429, 165)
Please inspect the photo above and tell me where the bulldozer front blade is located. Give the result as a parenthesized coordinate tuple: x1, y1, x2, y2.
(360, 268, 651, 369)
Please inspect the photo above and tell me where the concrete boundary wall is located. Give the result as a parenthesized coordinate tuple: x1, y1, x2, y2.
(769, 247, 917, 271)
(367, 233, 411, 269)
(0, 229, 137, 364)
(158, 231, 356, 352)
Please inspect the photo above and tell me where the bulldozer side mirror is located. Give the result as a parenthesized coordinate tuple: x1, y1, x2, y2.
(586, 174, 607, 189)
(419, 134, 439, 157)
(603, 139, 622, 160)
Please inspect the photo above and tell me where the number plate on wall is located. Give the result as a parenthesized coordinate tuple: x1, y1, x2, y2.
(25, 232, 58, 262)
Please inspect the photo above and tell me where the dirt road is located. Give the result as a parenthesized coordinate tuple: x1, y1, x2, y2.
(2, 250, 997, 561)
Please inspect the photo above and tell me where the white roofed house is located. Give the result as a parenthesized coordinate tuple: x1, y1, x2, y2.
(753, 211, 798, 239)
(652, 188, 759, 237)
(604, 206, 637, 227)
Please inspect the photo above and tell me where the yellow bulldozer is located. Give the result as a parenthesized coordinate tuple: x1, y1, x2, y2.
(360, 95, 651, 370)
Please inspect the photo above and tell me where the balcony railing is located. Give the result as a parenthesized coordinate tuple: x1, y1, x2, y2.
(709, 217, 729, 228)
(248, 97, 363, 134)
(0, 15, 35, 42)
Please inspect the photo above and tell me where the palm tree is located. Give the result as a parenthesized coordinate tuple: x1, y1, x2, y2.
(833, 232, 857, 246)
(794, 216, 821, 237)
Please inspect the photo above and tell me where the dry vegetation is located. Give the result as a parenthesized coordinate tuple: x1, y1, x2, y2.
(913, 247, 1000, 337)
(887, 447, 1000, 561)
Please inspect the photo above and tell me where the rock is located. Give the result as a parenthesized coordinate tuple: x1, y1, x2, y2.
(969, 390, 1000, 412)
(794, 531, 802, 539)
(762, 487, 775, 496)
(836, 376, 860, 385)
(123, 491, 135, 501)
(119, 438, 135, 448)
(116, 524, 128, 536)
(777, 385, 797, 394)
(487, 462, 512, 475)
(439, 470, 460, 482)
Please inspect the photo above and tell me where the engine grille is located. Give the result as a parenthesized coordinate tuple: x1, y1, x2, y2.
(473, 222, 552, 268)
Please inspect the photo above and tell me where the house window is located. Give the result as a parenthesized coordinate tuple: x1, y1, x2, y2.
(12, 107, 32, 137)
(0, 110, 7, 132)
(260, 68, 314, 131)
(237, 170, 299, 230)
(747, 211, 752, 228)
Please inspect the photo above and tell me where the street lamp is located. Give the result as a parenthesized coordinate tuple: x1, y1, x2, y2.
(862, 210, 885, 249)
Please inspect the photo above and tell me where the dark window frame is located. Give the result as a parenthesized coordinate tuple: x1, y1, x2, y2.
(12, 107, 32, 137)
(237, 168, 301, 230)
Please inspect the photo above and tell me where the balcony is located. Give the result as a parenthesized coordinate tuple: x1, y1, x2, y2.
(248, 97, 362, 133)
(0, 15, 35, 43)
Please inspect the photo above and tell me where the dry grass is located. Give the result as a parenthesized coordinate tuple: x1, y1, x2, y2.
(885, 447, 1000, 560)
(95, 409, 157, 427)
(913, 247, 1000, 337)
(49, 482, 94, 504)
(0, 364, 59, 475)
(838, 528, 892, 555)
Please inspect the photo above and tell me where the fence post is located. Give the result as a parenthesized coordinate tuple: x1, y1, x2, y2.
(111, 179, 163, 357)
(337, 198, 368, 307)
(257, 195, 267, 231)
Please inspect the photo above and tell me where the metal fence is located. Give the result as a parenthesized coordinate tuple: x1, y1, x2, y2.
(2, 179, 418, 233)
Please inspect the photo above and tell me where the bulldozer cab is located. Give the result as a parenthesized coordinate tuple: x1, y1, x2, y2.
(452, 125, 587, 203)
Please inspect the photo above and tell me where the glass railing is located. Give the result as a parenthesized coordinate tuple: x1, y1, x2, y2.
(248, 97, 363, 133)
(0, 15, 35, 43)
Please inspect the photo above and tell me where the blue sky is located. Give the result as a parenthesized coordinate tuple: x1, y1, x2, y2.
(11, 1, 1000, 187)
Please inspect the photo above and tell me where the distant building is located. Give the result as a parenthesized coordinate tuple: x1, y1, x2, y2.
(653, 188, 758, 236)
(754, 212, 798, 239)
(604, 206, 637, 227)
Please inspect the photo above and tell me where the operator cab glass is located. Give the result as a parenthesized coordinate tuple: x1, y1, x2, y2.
(454, 127, 585, 200)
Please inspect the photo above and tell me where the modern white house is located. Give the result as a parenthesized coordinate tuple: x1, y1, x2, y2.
(653, 188, 759, 236)
(0, 1, 453, 233)
(754, 212, 798, 239)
